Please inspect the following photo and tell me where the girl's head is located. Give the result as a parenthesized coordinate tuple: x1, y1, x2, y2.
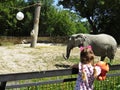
(80, 46, 97, 81)
(80, 46, 94, 64)
(80, 46, 98, 81)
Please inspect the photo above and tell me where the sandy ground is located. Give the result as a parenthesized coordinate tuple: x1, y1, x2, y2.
(0, 43, 120, 74)
(0, 43, 73, 74)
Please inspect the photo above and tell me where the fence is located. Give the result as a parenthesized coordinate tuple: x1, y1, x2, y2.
(0, 64, 120, 90)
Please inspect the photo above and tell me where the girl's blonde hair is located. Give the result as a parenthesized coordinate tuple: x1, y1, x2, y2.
(80, 47, 94, 64)
(80, 47, 97, 81)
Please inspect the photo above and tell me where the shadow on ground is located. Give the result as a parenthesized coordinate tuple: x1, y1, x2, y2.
(55, 64, 71, 68)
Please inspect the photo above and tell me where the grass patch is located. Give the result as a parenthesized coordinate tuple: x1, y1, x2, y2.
(6, 71, 120, 90)
(0, 41, 14, 46)
(68, 57, 79, 63)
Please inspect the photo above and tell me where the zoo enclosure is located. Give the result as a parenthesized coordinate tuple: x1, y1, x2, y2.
(0, 65, 120, 90)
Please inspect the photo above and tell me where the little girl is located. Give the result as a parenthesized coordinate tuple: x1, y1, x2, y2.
(72, 46, 101, 90)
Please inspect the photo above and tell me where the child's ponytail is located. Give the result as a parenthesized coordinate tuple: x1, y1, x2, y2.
(93, 67, 97, 78)
(81, 64, 87, 81)
(92, 60, 97, 78)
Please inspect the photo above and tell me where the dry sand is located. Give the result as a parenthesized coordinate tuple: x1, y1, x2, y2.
(0, 43, 73, 74)
(0, 43, 120, 74)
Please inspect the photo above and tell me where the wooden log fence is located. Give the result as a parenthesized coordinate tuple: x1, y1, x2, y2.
(0, 64, 120, 90)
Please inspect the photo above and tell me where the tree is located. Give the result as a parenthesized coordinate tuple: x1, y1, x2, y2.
(0, 0, 33, 36)
(0, 0, 89, 38)
(59, 0, 120, 44)
(39, 0, 89, 36)
(59, 0, 98, 33)
(31, 2, 41, 47)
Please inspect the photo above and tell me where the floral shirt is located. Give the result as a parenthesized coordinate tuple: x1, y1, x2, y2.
(75, 63, 101, 90)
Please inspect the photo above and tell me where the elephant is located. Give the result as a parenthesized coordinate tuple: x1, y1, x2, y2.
(63, 33, 117, 62)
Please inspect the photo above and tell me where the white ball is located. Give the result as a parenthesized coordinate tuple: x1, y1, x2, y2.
(16, 11, 24, 20)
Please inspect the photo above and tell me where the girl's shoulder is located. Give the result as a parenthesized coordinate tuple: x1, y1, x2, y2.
(79, 63, 93, 70)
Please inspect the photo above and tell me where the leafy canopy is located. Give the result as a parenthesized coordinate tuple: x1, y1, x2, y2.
(59, 0, 120, 43)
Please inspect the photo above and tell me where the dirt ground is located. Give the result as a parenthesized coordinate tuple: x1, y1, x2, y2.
(0, 43, 120, 74)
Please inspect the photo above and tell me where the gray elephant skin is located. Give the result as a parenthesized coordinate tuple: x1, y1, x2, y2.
(63, 33, 117, 62)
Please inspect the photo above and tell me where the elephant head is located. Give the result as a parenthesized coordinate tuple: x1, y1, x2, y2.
(63, 34, 87, 60)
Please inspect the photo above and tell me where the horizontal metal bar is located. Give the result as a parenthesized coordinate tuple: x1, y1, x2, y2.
(0, 68, 78, 82)
(6, 78, 76, 89)
(107, 73, 120, 77)
(5, 72, 120, 89)
(109, 64, 120, 70)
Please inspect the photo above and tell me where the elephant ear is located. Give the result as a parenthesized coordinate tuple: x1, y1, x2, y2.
(69, 36, 75, 41)
(79, 34, 90, 46)
(76, 34, 86, 44)
(68, 36, 76, 46)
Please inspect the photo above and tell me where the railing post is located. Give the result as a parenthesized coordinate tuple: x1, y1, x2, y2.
(0, 82, 7, 90)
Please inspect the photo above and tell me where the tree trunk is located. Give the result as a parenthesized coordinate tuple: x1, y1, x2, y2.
(86, 16, 98, 34)
(30, 2, 41, 47)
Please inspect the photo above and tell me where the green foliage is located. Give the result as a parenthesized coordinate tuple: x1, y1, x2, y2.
(0, 0, 31, 36)
(0, 0, 89, 38)
(40, 3, 89, 36)
(59, 0, 120, 44)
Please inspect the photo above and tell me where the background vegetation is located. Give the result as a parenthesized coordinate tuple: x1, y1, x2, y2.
(0, 0, 120, 44)
(0, 0, 89, 36)
(58, 0, 120, 44)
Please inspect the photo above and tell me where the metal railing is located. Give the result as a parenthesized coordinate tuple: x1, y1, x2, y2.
(0, 64, 120, 90)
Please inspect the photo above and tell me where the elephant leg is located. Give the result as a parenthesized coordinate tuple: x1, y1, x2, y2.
(108, 57, 113, 63)
(108, 54, 114, 63)
(100, 56, 106, 61)
(108, 57, 114, 64)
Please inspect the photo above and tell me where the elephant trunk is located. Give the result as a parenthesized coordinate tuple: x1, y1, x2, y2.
(63, 46, 72, 60)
